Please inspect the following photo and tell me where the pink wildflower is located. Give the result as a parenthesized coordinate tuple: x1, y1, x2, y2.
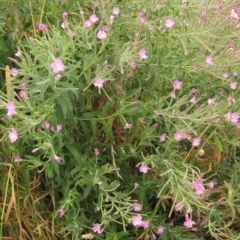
(208, 181, 215, 189)
(54, 155, 62, 163)
(230, 9, 239, 20)
(138, 49, 148, 59)
(141, 220, 150, 229)
(84, 20, 92, 29)
(93, 77, 104, 89)
(148, 23, 154, 30)
(227, 96, 236, 107)
(183, 211, 196, 229)
(174, 131, 183, 141)
(63, 12, 68, 19)
(139, 9, 146, 23)
(123, 123, 133, 130)
(225, 112, 239, 123)
(169, 91, 176, 99)
(229, 81, 237, 90)
(132, 214, 143, 226)
(174, 202, 184, 212)
(97, 30, 107, 39)
(38, 23, 46, 31)
(94, 148, 99, 155)
(165, 19, 175, 28)
(139, 164, 149, 174)
(130, 62, 137, 68)
(201, 12, 207, 19)
(156, 110, 162, 116)
(157, 225, 165, 234)
(112, 7, 120, 15)
(8, 128, 18, 143)
(103, 60, 108, 70)
(193, 179, 206, 196)
(134, 182, 139, 189)
(10, 68, 19, 77)
(42, 121, 51, 129)
(19, 90, 27, 100)
(14, 156, 21, 162)
(192, 137, 201, 147)
(206, 56, 213, 65)
(110, 15, 115, 24)
(89, 14, 98, 23)
(61, 21, 69, 29)
(15, 50, 21, 57)
(173, 80, 182, 90)
(50, 59, 65, 74)
(190, 95, 197, 104)
(133, 202, 142, 212)
(55, 74, 62, 81)
(223, 72, 229, 78)
(59, 206, 64, 218)
(159, 133, 167, 142)
(92, 223, 102, 234)
(6, 101, 15, 118)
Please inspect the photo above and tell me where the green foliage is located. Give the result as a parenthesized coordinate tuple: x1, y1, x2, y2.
(1, 0, 240, 239)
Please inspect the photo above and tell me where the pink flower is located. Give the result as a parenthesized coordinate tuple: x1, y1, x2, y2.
(141, 220, 150, 229)
(228, 42, 234, 50)
(157, 225, 165, 234)
(14, 156, 21, 162)
(92, 223, 102, 234)
(156, 110, 162, 116)
(190, 95, 197, 104)
(112, 7, 120, 15)
(192, 137, 201, 147)
(61, 21, 69, 29)
(206, 56, 213, 65)
(89, 14, 98, 23)
(110, 15, 115, 24)
(139, 9, 146, 23)
(15, 50, 21, 57)
(63, 12, 68, 19)
(207, 98, 217, 106)
(93, 77, 104, 89)
(201, 12, 207, 19)
(50, 59, 65, 74)
(123, 123, 133, 130)
(229, 81, 237, 90)
(10, 68, 19, 77)
(193, 179, 206, 196)
(6, 101, 15, 118)
(165, 19, 175, 28)
(174, 202, 184, 212)
(94, 148, 99, 155)
(183, 211, 196, 229)
(133, 202, 142, 212)
(54, 155, 62, 163)
(227, 96, 236, 107)
(174, 131, 183, 141)
(230, 9, 239, 20)
(173, 80, 182, 90)
(152, 123, 159, 129)
(138, 164, 149, 174)
(51, 124, 62, 132)
(208, 181, 216, 189)
(132, 214, 143, 226)
(55, 74, 62, 81)
(42, 121, 51, 129)
(8, 128, 18, 143)
(130, 62, 137, 68)
(84, 20, 92, 29)
(134, 183, 139, 189)
(97, 30, 107, 39)
(38, 23, 46, 31)
(223, 72, 229, 78)
(148, 24, 154, 30)
(159, 133, 167, 142)
(225, 112, 240, 123)
(19, 90, 27, 100)
(59, 206, 64, 218)
(138, 49, 148, 59)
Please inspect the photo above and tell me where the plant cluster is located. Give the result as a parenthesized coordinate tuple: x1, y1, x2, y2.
(1, 0, 240, 239)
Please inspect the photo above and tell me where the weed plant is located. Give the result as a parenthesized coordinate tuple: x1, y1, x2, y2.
(1, 0, 240, 239)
